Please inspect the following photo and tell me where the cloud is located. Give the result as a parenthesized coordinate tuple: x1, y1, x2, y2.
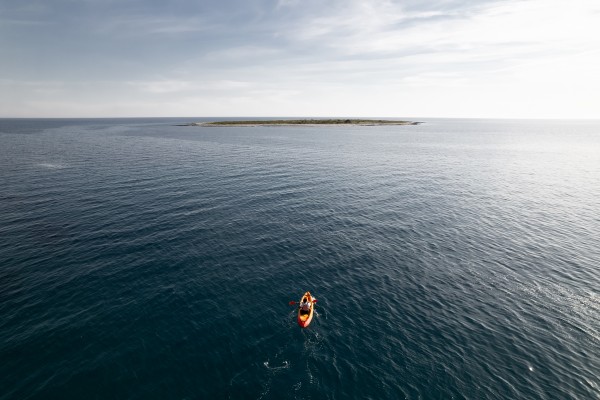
(281, 0, 599, 60)
(95, 15, 216, 36)
(128, 79, 254, 94)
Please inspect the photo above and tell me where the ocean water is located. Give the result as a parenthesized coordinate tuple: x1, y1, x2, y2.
(0, 117, 598, 399)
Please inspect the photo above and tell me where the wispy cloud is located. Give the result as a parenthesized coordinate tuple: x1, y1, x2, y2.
(127, 79, 254, 94)
(95, 15, 216, 36)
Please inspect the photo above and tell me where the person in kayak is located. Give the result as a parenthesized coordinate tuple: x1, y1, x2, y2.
(300, 299, 311, 312)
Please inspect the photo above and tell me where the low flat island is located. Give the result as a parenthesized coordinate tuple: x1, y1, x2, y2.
(179, 119, 421, 127)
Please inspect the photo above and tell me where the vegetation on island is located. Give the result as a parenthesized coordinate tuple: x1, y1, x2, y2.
(179, 119, 420, 127)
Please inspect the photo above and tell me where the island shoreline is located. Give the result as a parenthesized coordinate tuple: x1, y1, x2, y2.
(177, 119, 422, 127)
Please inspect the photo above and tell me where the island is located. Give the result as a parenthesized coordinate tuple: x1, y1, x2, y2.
(178, 119, 421, 127)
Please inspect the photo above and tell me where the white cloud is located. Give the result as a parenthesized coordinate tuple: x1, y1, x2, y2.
(127, 79, 257, 94)
(128, 80, 192, 94)
(95, 15, 216, 36)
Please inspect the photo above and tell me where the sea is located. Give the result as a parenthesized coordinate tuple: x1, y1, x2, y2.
(0, 118, 598, 400)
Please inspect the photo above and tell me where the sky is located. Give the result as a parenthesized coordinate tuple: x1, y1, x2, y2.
(1, 0, 599, 118)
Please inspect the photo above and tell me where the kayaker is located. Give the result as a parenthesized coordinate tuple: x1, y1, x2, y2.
(300, 299, 311, 311)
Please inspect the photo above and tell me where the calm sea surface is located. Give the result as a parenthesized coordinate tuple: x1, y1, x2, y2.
(0, 118, 599, 399)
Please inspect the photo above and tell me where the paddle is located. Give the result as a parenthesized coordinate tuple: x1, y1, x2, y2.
(289, 299, 317, 305)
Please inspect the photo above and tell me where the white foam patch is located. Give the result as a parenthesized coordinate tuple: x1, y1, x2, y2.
(263, 360, 290, 371)
(37, 163, 67, 169)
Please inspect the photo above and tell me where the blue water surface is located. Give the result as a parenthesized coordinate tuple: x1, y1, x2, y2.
(0, 118, 599, 399)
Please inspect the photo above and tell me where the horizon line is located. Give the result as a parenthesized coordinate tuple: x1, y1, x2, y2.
(1, 116, 600, 121)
